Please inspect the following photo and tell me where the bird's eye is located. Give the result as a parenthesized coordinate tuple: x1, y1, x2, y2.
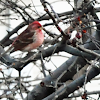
(37, 26, 41, 28)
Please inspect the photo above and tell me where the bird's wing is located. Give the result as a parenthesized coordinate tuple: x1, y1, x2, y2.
(12, 28, 36, 51)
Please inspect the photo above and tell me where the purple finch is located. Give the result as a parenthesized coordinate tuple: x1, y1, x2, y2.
(10, 21, 44, 52)
(0, 21, 44, 59)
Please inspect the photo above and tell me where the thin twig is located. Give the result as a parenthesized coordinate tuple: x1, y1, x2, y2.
(40, 52, 46, 77)
(18, 71, 24, 99)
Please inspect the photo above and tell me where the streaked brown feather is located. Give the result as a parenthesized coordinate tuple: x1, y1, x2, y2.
(12, 27, 36, 51)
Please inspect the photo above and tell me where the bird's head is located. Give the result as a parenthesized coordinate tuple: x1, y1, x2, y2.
(31, 21, 42, 30)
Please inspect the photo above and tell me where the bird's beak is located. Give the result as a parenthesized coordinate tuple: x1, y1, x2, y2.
(39, 26, 44, 30)
(40, 26, 46, 31)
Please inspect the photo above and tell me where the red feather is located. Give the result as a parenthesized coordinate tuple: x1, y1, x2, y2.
(11, 21, 44, 51)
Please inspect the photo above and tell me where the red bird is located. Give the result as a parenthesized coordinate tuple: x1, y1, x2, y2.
(10, 21, 44, 52)
(1, 21, 44, 57)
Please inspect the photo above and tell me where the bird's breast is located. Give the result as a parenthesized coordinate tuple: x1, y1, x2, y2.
(23, 31, 44, 51)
